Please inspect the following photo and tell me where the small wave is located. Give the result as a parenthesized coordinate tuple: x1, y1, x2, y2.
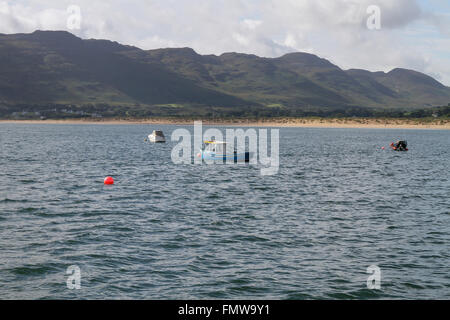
(232, 234, 270, 242)
(1, 198, 26, 203)
(8, 264, 58, 277)
(17, 207, 41, 213)
(19, 179, 36, 184)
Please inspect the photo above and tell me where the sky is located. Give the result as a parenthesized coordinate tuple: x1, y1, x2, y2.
(1, 0, 449, 85)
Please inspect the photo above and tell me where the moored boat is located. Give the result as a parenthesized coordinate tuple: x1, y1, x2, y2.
(198, 141, 251, 162)
(390, 140, 408, 151)
(148, 130, 166, 143)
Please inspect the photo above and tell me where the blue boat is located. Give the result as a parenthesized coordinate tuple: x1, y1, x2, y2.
(198, 141, 251, 162)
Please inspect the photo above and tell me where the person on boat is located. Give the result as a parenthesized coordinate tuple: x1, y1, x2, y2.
(394, 140, 408, 151)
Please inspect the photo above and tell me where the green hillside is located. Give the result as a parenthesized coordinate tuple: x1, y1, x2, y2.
(141, 48, 450, 110)
(1, 30, 449, 118)
(0, 31, 251, 108)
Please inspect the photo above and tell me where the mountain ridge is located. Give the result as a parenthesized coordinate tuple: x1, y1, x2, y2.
(0, 30, 449, 115)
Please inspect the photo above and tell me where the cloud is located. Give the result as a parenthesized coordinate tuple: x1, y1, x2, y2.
(0, 0, 449, 85)
(243, 19, 262, 30)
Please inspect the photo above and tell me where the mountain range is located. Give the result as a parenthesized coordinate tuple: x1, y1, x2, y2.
(1, 30, 449, 115)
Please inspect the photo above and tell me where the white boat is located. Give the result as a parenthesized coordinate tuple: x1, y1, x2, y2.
(198, 141, 251, 162)
(148, 130, 166, 143)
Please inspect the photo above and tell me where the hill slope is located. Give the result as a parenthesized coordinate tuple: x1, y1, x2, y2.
(0, 31, 251, 108)
(1, 30, 449, 114)
(140, 48, 450, 109)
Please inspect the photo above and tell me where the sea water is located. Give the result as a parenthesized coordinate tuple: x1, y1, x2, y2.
(0, 124, 448, 299)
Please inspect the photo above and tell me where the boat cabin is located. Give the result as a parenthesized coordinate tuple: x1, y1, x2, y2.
(153, 130, 165, 137)
(203, 141, 235, 154)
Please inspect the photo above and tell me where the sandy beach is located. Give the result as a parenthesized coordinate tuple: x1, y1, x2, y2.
(1, 118, 449, 129)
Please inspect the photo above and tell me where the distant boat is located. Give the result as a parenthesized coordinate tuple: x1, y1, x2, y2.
(198, 141, 251, 162)
(390, 140, 408, 151)
(148, 130, 166, 143)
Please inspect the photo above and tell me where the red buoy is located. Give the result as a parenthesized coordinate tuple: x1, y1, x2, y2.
(104, 176, 114, 185)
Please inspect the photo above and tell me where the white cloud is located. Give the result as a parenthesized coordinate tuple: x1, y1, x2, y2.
(0, 0, 449, 85)
(243, 19, 262, 30)
(232, 33, 249, 46)
(0, 2, 9, 14)
(284, 34, 297, 48)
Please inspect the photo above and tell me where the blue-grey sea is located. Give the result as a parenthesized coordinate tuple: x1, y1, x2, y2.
(0, 123, 449, 299)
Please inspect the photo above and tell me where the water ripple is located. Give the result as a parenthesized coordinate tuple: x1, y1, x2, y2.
(0, 124, 449, 299)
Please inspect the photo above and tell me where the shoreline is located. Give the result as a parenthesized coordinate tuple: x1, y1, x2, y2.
(1, 118, 449, 129)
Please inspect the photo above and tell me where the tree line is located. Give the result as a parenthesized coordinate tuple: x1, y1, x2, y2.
(1, 103, 449, 119)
